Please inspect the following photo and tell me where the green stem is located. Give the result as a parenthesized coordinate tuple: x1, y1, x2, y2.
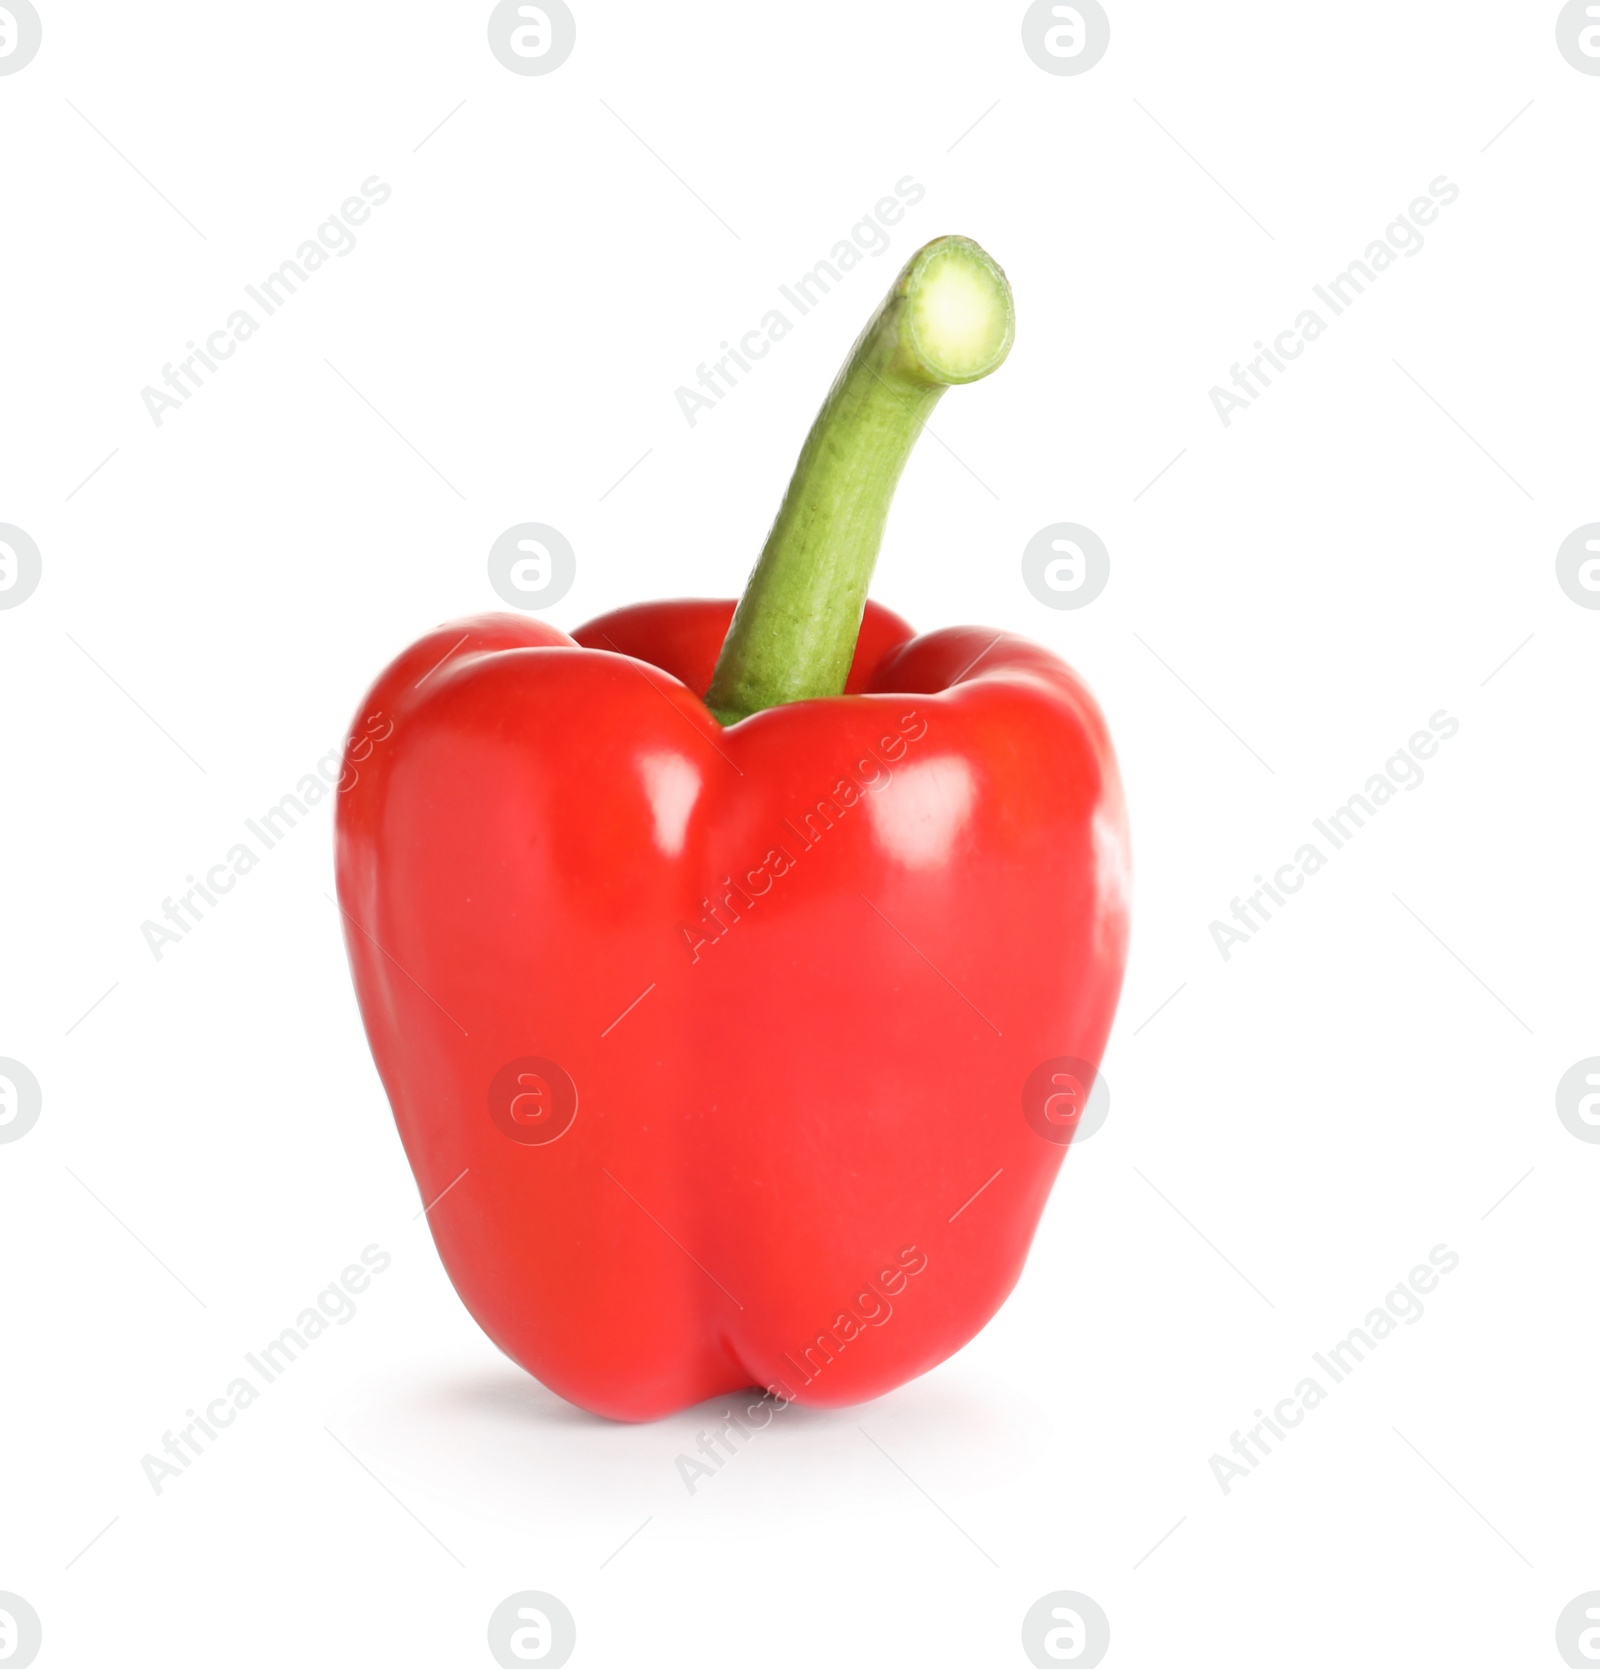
(705, 234, 1014, 724)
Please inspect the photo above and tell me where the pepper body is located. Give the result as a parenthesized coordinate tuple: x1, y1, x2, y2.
(336, 599, 1129, 1420)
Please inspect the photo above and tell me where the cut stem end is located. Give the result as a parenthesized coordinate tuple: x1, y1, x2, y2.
(901, 236, 1015, 386)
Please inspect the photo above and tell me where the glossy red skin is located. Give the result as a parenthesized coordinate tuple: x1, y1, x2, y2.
(335, 599, 1130, 1421)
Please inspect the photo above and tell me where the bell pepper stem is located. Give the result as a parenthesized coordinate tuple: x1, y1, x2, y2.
(705, 234, 1014, 725)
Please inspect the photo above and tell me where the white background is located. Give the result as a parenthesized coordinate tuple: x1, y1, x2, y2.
(2, 2, 1597, 1664)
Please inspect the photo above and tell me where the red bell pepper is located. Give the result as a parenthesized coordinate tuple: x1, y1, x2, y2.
(336, 236, 1129, 1420)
